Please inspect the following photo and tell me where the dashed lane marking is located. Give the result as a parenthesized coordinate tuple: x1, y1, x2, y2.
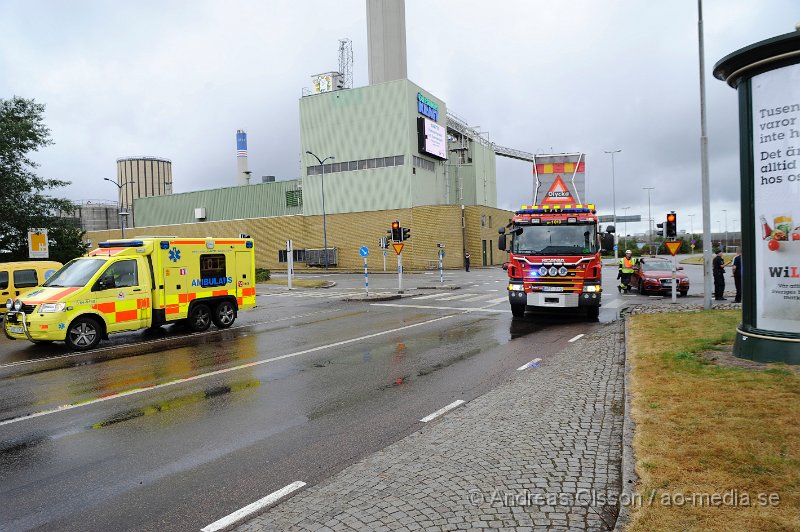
(0, 315, 457, 427)
(517, 358, 542, 371)
(420, 400, 466, 422)
(201, 481, 307, 532)
(411, 292, 448, 300)
(568, 334, 585, 343)
(372, 303, 511, 314)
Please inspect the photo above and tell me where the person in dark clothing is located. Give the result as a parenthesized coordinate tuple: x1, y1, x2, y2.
(464, 251, 471, 272)
(713, 250, 726, 300)
(732, 251, 742, 303)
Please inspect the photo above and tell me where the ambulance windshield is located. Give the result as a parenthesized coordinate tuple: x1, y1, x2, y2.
(42, 259, 107, 287)
(512, 224, 597, 255)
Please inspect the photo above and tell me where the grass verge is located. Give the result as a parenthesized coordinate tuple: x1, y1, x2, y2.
(680, 253, 735, 266)
(627, 310, 799, 531)
(263, 279, 329, 288)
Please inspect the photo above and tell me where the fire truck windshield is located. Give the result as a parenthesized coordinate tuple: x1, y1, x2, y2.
(512, 224, 597, 255)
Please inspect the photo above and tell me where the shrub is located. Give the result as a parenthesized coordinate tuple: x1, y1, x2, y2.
(255, 268, 270, 282)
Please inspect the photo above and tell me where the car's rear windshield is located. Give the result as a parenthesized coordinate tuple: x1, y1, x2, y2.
(42, 259, 106, 287)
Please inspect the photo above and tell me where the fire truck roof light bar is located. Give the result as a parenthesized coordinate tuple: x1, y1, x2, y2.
(99, 240, 145, 248)
(516, 203, 595, 215)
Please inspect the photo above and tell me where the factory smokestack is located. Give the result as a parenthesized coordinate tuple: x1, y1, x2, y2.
(367, 0, 407, 85)
(236, 130, 250, 185)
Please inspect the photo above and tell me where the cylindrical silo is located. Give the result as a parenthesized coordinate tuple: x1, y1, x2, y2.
(116, 156, 173, 227)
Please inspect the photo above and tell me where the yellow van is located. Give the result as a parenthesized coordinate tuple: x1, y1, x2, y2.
(0, 261, 63, 313)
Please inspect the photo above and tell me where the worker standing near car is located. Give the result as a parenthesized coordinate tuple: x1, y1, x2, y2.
(713, 249, 726, 300)
(618, 249, 637, 293)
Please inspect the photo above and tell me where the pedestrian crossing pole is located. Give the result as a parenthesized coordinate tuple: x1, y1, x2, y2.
(287, 239, 293, 290)
(439, 249, 443, 284)
(364, 256, 369, 297)
(398, 251, 403, 293)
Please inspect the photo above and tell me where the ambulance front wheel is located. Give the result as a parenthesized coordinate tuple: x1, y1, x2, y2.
(65, 316, 102, 351)
(188, 303, 212, 332)
(212, 300, 236, 329)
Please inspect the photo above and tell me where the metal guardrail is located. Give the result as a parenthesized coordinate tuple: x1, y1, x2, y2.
(305, 248, 337, 266)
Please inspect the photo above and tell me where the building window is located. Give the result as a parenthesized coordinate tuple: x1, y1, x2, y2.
(489, 215, 493, 228)
(412, 155, 434, 172)
(278, 249, 306, 263)
(394, 155, 404, 166)
(286, 189, 302, 207)
(481, 215, 486, 227)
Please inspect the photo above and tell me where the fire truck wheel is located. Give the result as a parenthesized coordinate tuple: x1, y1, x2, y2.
(510, 304, 525, 318)
(586, 306, 600, 321)
(212, 300, 236, 329)
(188, 303, 212, 332)
(65, 316, 102, 351)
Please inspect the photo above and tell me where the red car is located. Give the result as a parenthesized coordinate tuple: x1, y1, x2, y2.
(631, 258, 689, 296)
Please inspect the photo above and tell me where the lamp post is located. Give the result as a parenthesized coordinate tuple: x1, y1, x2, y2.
(104, 177, 135, 237)
(604, 149, 622, 260)
(688, 213, 696, 253)
(621, 206, 630, 252)
(305, 151, 335, 270)
(722, 208, 728, 252)
(643, 186, 655, 254)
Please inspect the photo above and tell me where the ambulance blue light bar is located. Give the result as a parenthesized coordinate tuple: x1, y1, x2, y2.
(99, 240, 145, 248)
(516, 204, 596, 215)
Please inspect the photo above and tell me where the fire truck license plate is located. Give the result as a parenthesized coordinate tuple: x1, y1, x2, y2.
(9, 326, 23, 335)
(542, 287, 563, 292)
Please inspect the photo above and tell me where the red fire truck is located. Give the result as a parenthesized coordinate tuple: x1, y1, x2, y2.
(498, 203, 606, 320)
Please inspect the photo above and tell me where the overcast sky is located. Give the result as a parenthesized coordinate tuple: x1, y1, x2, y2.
(1, 0, 797, 236)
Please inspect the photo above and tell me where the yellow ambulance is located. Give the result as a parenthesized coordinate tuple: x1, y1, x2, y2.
(3, 237, 256, 350)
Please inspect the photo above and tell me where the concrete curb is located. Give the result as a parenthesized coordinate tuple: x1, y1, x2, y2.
(415, 284, 461, 291)
(614, 316, 638, 532)
(341, 294, 402, 302)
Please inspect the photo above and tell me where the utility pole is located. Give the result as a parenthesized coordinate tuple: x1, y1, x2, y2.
(622, 206, 630, 252)
(698, 0, 713, 310)
(643, 186, 655, 254)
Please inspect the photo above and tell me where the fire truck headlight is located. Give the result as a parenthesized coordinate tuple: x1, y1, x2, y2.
(558, 266, 568, 276)
(39, 302, 67, 313)
(583, 285, 601, 293)
(508, 283, 524, 292)
(538, 266, 548, 276)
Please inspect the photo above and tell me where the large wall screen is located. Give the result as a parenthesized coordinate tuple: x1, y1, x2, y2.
(417, 117, 447, 160)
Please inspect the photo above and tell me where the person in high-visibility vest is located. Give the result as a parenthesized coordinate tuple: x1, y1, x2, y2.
(618, 249, 638, 292)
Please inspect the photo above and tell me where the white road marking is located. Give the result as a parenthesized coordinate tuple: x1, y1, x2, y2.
(517, 358, 542, 371)
(372, 303, 511, 314)
(420, 400, 466, 422)
(0, 309, 343, 369)
(435, 293, 478, 301)
(568, 334, 584, 343)
(602, 298, 627, 309)
(487, 289, 500, 292)
(201, 481, 307, 532)
(460, 294, 494, 302)
(483, 296, 509, 305)
(411, 292, 448, 300)
(0, 314, 457, 427)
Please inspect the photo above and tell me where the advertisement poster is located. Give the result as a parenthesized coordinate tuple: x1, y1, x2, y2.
(751, 62, 800, 333)
(533, 154, 586, 205)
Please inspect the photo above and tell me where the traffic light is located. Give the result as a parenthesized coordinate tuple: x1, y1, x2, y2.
(402, 227, 410, 241)
(666, 212, 677, 239)
(378, 237, 387, 249)
(656, 222, 664, 238)
(391, 221, 401, 242)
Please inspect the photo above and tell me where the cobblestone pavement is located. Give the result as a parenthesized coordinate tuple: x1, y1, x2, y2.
(238, 322, 625, 531)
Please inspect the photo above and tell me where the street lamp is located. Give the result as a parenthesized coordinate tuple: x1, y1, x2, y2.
(305, 151, 335, 270)
(104, 177, 135, 236)
(604, 149, 622, 260)
(722, 208, 728, 252)
(621, 206, 630, 252)
(643, 186, 655, 254)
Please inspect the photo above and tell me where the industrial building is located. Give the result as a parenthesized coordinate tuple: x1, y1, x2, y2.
(87, 0, 545, 271)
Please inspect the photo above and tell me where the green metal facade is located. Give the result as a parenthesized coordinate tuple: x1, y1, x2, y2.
(299, 79, 449, 216)
(133, 180, 303, 227)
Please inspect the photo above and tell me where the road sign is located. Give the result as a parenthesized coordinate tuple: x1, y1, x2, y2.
(665, 241, 682, 256)
(359, 246, 369, 257)
(598, 214, 642, 223)
(28, 229, 48, 259)
(392, 243, 404, 255)
(613, 245, 618, 251)
(690, 239, 696, 245)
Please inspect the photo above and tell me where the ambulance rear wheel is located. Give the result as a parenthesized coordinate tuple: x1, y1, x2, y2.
(65, 317, 101, 351)
(188, 303, 212, 332)
(212, 300, 236, 329)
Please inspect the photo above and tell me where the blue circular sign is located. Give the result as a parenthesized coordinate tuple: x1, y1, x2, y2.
(359, 246, 369, 257)
(613, 245, 618, 251)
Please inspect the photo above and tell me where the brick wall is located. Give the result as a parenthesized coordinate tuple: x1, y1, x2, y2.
(86, 205, 513, 271)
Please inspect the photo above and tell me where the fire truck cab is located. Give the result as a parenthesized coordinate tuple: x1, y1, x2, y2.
(498, 204, 605, 320)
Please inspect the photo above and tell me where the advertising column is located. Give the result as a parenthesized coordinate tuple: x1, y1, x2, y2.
(714, 30, 800, 364)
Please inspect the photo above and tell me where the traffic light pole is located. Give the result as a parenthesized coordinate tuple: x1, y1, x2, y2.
(287, 239, 293, 291)
(439, 249, 444, 284)
(672, 253, 677, 304)
(397, 251, 403, 293)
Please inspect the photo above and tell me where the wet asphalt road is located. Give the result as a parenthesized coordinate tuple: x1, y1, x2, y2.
(0, 262, 707, 531)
